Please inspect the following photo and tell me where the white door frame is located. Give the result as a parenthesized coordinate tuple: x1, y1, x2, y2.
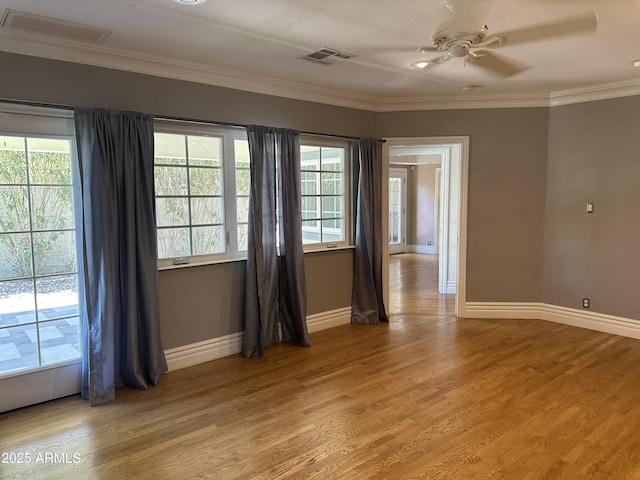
(434, 167, 441, 255)
(382, 136, 469, 318)
(388, 168, 407, 255)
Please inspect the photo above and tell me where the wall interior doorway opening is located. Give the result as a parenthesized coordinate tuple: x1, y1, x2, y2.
(382, 137, 469, 318)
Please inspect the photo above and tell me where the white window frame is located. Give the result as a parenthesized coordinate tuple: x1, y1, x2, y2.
(299, 137, 351, 251)
(153, 121, 249, 269)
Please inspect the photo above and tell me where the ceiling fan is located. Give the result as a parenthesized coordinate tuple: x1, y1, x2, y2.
(411, 11, 598, 78)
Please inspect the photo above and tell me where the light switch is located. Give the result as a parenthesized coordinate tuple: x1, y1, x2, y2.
(586, 202, 593, 213)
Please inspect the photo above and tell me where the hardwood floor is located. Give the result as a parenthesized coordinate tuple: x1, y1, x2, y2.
(388, 253, 454, 315)
(3, 255, 640, 479)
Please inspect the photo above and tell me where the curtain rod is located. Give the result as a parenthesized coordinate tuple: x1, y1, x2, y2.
(1, 98, 385, 143)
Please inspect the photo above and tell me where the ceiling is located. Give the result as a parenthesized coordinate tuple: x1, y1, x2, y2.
(1, 0, 640, 111)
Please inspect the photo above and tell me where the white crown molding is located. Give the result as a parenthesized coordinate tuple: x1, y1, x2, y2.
(465, 302, 640, 341)
(550, 78, 640, 107)
(376, 93, 551, 112)
(0, 29, 381, 112)
(2, 30, 640, 112)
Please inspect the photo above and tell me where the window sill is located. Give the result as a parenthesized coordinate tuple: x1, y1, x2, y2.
(158, 245, 355, 271)
(303, 244, 355, 254)
(158, 255, 246, 271)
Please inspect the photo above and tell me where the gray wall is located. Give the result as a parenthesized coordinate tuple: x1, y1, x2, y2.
(0, 52, 377, 138)
(304, 249, 354, 314)
(0, 52, 364, 349)
(544, 96, 640, 319)
(377, 108, 550, 302)
(159, 249, 353, 350)
(414, 164, 438, 247)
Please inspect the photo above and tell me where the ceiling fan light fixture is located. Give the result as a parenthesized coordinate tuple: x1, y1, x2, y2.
(631, 59, 640, 68)
(411, 60, 430, 69)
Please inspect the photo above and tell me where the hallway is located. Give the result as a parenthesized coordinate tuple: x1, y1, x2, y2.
(388, 253, 455, 316)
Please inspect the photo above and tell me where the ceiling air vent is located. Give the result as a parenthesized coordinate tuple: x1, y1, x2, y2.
(1, 9, 112, 43)
(302, 47, 353, 65)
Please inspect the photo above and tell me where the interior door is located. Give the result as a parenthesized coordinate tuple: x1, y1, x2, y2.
(389, 168, 407, 255)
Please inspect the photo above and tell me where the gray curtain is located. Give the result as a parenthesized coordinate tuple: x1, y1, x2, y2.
(243, 125, 310, 357)
(351, 138, 388, 325)
(74, 107, 167, 405)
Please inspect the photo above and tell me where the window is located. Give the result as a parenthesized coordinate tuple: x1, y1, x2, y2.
(300, 141, 349, 247)
(153, 126, 351, 265)
(153, 123, 248, 267)
(234, 139, 250, 251)
(0, 134, 80, 376)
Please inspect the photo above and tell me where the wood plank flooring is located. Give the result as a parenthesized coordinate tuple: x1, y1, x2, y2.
(388, 253, 454, 315)
(3, 254, 640, 479)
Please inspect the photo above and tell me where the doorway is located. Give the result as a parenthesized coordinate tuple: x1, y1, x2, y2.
(382, 137, 469, 318)
(388, 168, 407, 255)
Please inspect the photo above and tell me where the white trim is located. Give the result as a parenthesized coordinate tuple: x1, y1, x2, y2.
(303, 244, 355, 254)
(464, 302, 640, 341)
(376, 93, 551, 112)
(306, 307, 352, 333)
(550, 78, 640, 107)
(444, 281, 456, 294)
(434, 167, 441, 255)
(165, 307, 352, 371)
(164, 332, 244, 371)
(438, 147, 451, 295)
(464, 302, 542, 319)
(0, 101, 73, 118)
(0, 361, 81, 413)
(3, 30, 640, 112)
(409, 244, 436, 255)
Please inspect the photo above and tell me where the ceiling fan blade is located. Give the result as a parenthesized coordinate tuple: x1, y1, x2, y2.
(467, 50, 530, 78)
(492, 11, 597, 47)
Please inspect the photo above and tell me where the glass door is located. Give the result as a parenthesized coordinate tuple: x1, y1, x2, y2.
(0, 105, 81, 413)
(389, 169, 406, 255)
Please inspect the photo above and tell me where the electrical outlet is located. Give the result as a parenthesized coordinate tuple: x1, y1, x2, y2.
(582, 297, 590, 309)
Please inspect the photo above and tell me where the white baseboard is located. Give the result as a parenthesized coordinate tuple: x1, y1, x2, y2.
(409, 244, 436, 255)
(165, 307, 352, 371)
(164, 332, 244, 371)
(465, 302, 542, 319)
(442, 280, 456, 295)
(306, 307, 352, 333)
(465, 302, 640, 340)
(539, 304, 640, 340)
